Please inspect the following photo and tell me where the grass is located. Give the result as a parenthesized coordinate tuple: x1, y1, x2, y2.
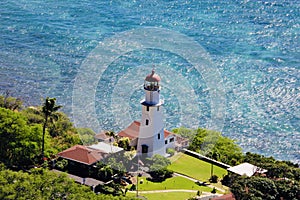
(127, 191, 197, 200)
(135, 176, 212, 192)
(168, 153, 228, 181)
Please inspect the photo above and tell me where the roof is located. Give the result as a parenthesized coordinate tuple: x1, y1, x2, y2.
(145, 69, 161, 82)
(52, 169, 104, 187)
(89, 142, 123, 154)
(117, 121, 175, 140)
(227, 162, 267, 177)
(57, 145, 107, 165)
(118, 121, 141, 139)
(210, 193, 235, 200)
(94, 131, 112, 140)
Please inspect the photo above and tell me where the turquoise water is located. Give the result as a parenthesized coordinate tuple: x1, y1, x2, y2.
(0, 0, 299, 163)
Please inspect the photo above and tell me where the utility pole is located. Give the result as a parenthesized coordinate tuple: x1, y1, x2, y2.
(136, 153, 139, 198)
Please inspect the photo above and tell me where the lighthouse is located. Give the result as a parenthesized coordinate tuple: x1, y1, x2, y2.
(137, 69, 166, 157)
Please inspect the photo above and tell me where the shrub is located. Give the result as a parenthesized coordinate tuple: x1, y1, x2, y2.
(167, 148, 175, 156)
(211, 187, 217, 194)
(209, 175, 218, 183)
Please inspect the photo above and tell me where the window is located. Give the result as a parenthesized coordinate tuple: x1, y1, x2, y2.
(158, 133, 160, 140)
(142, 145, 148, 154)
(146, 119, 149, 125)
(157, 106, 159, 111)
(165, 140, 168, 144)
(146, 106, 149, 111)
(170, 138, 174, 143)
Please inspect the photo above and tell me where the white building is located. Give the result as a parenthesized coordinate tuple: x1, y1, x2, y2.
(117, 70, 189, 157)
(136, 70, 167, 157)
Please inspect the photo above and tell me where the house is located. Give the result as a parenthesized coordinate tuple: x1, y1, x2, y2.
(117, 120, 188, 155)
(227, 162, 267, 177)
(57, 145, 108, 176)
(94, 130, 114, 143)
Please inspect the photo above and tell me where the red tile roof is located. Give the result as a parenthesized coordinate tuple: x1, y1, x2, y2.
(117, 121, 174, 140)
(164, 129, 173, 138)
(94, 130, 111, 140)
(57, 145, 107, 165)
(118, 121, 141, 139)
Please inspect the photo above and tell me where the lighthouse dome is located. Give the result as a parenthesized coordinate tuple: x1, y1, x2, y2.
(144, 70, 160, 91)
(145, 69, 161, 82)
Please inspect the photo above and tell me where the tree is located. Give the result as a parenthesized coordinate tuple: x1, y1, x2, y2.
(0, 168, 134, 200)
(41, 97, 62, 159)
(146, 154, 173, 181)
(77, 128, 96, 145)
(0, 108, 41, 168)
(209, 175, 218, 183)
(117, 137, 130, 151)
(230, 176, 278, 200)
(188, 127, 243, 165)
(0, 92, 23, 111)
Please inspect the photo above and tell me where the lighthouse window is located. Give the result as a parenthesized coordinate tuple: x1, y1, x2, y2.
(158, 133, 160, 140)
(146, 119, 149, 126)
(170, 138, 174, 142)
(146, 106, 149, 111)
(165, 140, 168, 144)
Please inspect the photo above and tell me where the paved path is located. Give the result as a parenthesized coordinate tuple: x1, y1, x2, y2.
(128, 189, 197, 193)
(128, 190, 222, 199)
(174, 172, 226, 193)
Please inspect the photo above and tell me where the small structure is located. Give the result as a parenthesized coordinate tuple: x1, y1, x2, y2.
(52, 169, 104, 192)
(94, 131, 114, 143)
(227, 162, 267, 177)
(57, 145, 108, 176)
(89, 142, 124, 154)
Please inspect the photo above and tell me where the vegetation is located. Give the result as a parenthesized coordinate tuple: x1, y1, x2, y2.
(243, 152, 299, 181)
(174, 127, 243, 166)
(135, 176, 212, 192)
(166, 148, 175, 156)
(1, 94, 299, 199)
(168, 153, 227, 181)
(41, 97, 62, 159)
(146, 154, 173, 181)
(229, 175, 300, 200)
(127, 191, 197, 200)
(0, 108, 42, 168)
(0, 167, 133, 200)
(0, 92, 23, 111)
(223, 153, 300, 200)
(0, 95, 82, 168)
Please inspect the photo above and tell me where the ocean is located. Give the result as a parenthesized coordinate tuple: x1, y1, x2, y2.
(0, 0, 299, 163)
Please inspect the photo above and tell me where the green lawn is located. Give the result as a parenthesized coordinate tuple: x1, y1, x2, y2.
(136, 176, 212, 192)
(168, 153, 227, 181)
(127, 191, 197, 200)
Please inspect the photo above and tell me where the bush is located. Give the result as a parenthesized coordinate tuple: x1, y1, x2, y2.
(167, 148, 175, 156)
(209, 175, 218, 183)
(130, 184, 136, 191)
(211, 187, 217, 194)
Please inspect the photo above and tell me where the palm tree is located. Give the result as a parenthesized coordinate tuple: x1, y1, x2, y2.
(41, 97, 62, 159)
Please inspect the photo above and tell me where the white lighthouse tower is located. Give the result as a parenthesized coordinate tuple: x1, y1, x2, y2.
(137, 69, 165, 157)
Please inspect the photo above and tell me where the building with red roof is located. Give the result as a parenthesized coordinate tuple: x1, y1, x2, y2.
(57, 145, 107, 165)
(117, 120, 189, 154)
